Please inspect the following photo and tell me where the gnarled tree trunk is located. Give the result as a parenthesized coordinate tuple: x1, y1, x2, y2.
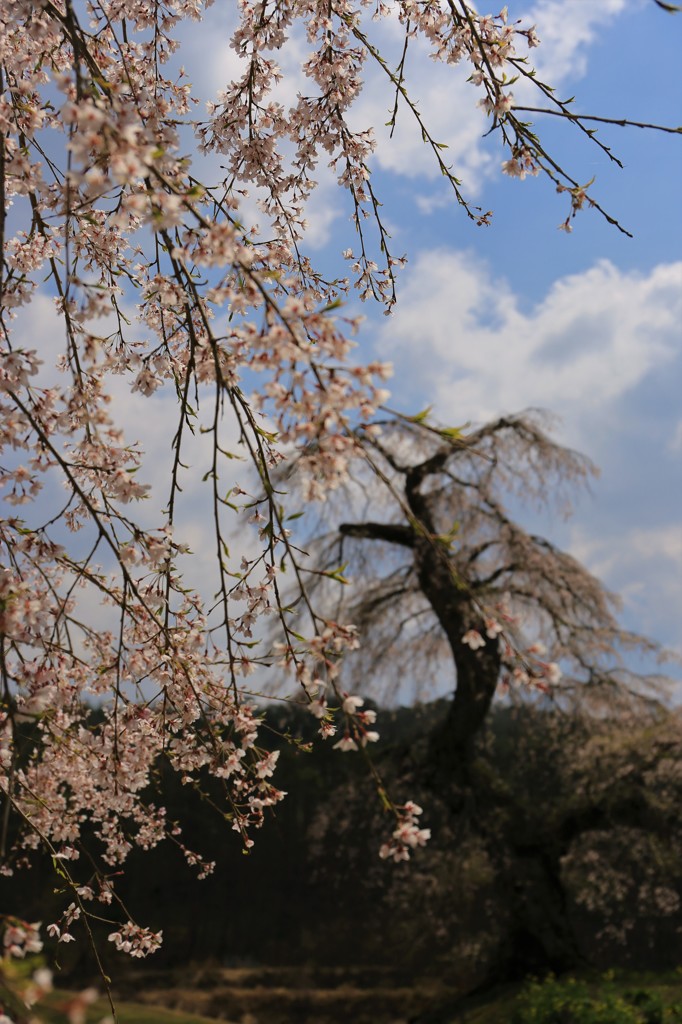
(339, 450, 501, 770)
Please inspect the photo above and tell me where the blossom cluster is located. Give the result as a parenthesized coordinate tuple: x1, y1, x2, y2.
(0, 921, 104, 1023)
(107, 923, 164, 958)
(461, 596, 563, 695)
(379, 802, 431, 863)
(2, 919, 42, 960)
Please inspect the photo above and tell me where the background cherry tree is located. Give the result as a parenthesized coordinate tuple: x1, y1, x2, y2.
(0, 0, 678, 995)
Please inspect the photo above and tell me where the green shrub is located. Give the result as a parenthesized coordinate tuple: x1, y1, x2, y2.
(511, 975, 682, 1024)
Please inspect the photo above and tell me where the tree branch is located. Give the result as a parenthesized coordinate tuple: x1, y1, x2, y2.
(339, 521, 416, 548)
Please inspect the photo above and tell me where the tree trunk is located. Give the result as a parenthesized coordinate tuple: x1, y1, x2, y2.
(410, 534, 501, 769)
(341, 476, 502, 770)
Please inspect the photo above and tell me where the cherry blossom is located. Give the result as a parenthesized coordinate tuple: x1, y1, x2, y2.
(379, 802, 431, 863)
(107, 923, 163, 958)
(2, 919, 42, 959)
(333, 733, 359, 752)
(342, 694, 365, 714)
(462, 629, 486, 650)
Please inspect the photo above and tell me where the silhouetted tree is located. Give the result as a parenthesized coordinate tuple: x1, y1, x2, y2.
(300, 411, 670, 767)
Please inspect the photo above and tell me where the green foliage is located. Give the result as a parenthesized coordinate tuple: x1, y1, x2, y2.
(511, 975, 682, 1024)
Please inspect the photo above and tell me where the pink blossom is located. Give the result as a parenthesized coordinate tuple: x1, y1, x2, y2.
(462, 629, 486, 650)
(342, 694, 364, 714)
(333, 734, 359, 752)
(545, 662, 563, 684)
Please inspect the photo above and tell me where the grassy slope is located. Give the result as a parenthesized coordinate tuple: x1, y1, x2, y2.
(42, 990, 222, 1024)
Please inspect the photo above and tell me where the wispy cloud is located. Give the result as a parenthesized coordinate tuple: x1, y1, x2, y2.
(569, 521, 682, 661)
(521, 0, 631, 87)
(377, 249, 682, 450)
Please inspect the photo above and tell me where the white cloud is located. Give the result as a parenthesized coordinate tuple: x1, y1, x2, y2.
(522, 0, 631, 88)
(377, 250, 682, 450)
(569, 522, 682, 659)
(372, 248, 682, 669)
(570, 522, 682, 590)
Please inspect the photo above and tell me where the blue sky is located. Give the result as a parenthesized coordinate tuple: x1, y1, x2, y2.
(312, 0, 682, 677)
(270, 0, 682, 683)
(9, 0, 681, 694)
